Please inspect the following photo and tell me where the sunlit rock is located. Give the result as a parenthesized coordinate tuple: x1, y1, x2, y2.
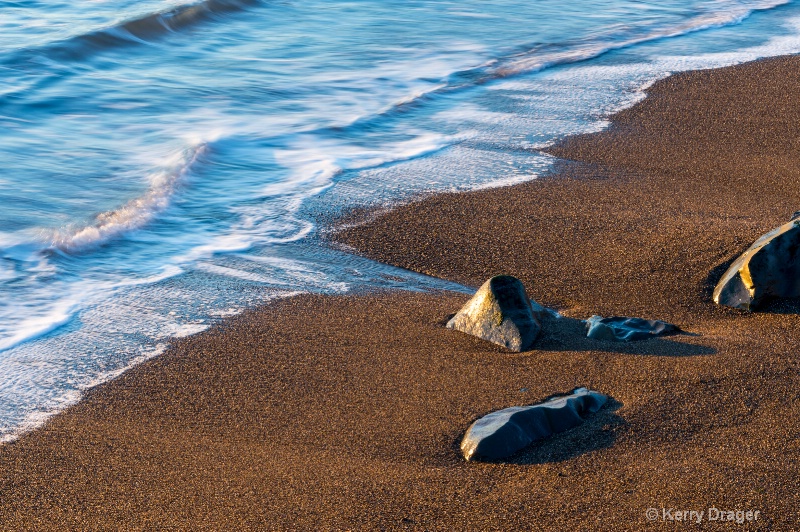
(713, 219, 800, 310)
(446, 275, 541, 352)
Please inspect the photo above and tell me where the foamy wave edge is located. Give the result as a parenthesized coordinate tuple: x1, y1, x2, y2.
(48, 142, 208, 253)
(0, 343, 169, 444)
(494, 0, 790, 78)
(0, 289, 303, 444)
(341, 0, 790, 133)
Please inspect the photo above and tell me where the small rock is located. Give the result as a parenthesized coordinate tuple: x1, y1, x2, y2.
(446, 275, 541, 352)
(460, 388, 607, 462)
(713, 219, 800, 310)
(585, 315, 680, 342)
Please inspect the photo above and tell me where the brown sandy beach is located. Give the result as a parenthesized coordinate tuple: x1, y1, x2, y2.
(2, 56, 800, 530)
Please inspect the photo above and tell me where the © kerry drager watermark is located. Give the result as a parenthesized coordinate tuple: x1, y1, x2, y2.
(645, 507, 762, 524)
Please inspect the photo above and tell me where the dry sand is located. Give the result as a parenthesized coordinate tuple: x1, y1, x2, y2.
(3, 57, 800, 530)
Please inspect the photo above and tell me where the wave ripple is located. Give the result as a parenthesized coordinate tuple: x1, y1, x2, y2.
(49, 143, 208, 253)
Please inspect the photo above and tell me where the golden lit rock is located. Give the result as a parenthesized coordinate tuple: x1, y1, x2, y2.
(714, 219, 800, 310)
(446, 275, 541, 352)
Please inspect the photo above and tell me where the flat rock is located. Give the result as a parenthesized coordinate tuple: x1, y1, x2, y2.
(461, 388, 608, 462)
(585, 315, 680, 341)
(446, 275, 541, 352)
(714, 219, 800, 310)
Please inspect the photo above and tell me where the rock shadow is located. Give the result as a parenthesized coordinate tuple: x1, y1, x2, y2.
(505, 398, 625, 465)
(534, 315, 716, 357)
(749, 296, 800, 315)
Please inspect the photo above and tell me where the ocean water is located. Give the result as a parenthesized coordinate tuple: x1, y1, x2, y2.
(2, 0, 800, 441)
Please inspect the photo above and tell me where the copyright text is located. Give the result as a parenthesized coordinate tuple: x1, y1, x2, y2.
(645, 507, 761, 524)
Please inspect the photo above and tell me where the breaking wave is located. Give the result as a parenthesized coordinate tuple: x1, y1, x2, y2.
(8, 0, 263, 63)
(339, 0, 789, 133)
(48, 143, 208, 253)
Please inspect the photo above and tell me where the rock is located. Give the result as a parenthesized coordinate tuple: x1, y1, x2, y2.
(460, 388, 607, 462)
(713, 219, 800, 310)
(528, 298, 547, 321)
(585, 315, 680, 341)
(446, 275, 541, 352)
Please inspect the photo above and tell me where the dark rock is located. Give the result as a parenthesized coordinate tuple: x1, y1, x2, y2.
(713, 219, 800, 310)
(585, 315, 680, 341)
(529, 298, 558, 321)
(461, 388, 607, 461)
(446, 275, 541, 352)
(528, 298, 546, 321)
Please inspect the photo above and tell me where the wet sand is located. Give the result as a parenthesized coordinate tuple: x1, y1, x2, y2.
(3, 57, 800, 530)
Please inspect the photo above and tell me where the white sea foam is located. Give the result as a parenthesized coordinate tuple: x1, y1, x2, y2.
(491, 0, 790, 78)
(0, 343, 169, 444)
(238, 130, 465, 245)
(113, 264, 186, 288)
(316, 0, 791, 126)
(165, 322, 209, 338)
(48, 142, 208, 253)
(0, 297, 80, 353)
(172, 233, 253, 264)
(655, 15, 800, 69)
(534, 12, 800, 128)
(271, 131, 462, 196)
(235, 253, 350, 291)
(208, 307, 241, 317)
(0, 389, 82, 444)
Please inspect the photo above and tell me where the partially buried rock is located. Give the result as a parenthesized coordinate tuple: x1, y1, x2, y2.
(461, 388, 607, 462)
(446, 275, 541, 352)
(585, 315, 680, 342)
(713, 218, 800, 310)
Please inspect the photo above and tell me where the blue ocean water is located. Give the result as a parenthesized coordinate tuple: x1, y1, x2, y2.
(1, 0, 799, 440)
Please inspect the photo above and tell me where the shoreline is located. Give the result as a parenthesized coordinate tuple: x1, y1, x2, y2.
(3, 56, 800, 528)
